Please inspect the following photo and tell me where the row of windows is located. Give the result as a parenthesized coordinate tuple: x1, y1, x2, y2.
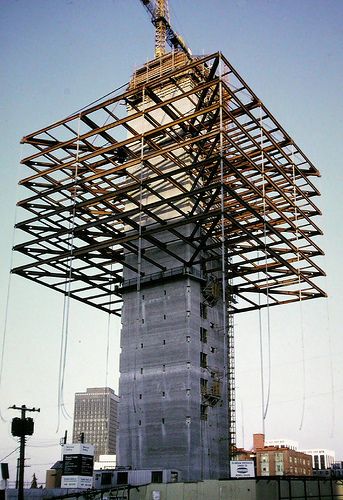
(137, 301, 210, 322)
(138, 335, 217, 348)
(136, 405, 208, 426)
(140, 290, 168, 301)
(129, 378, 211, 401)
(137, 352, 214, 374)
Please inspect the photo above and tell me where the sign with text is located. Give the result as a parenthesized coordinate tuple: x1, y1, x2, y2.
(230, 460, 255, 478)
(62, 443, 94, 488)
(61, 475, 93, 489)
(63, 443, 94, 456)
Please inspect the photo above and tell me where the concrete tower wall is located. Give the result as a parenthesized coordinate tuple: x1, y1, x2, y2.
(118, 53, 229, 480)
(118, 268, 229, 480)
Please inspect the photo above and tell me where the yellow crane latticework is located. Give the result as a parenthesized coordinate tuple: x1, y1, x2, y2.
(155, 0, 169, 57)
(139, 0, 191, 58)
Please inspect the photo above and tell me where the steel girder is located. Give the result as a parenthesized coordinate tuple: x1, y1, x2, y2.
(12, 52, 326, 315)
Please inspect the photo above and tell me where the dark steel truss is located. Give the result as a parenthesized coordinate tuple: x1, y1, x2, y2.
(12, 52, 326, 316)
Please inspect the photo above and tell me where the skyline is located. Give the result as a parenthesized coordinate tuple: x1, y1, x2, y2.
(0, 0, 342, 485)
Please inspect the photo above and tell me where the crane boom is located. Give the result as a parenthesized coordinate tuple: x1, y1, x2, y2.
(139, 0, 192, 58)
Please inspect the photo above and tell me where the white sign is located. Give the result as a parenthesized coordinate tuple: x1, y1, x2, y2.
(230, 460, 255, 478)
(63, 443, 94, 456)
(61, 475, 93, 489)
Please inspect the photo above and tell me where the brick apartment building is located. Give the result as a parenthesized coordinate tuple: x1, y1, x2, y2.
(235, 434, 312, 477)
(252, 434, 312, 477)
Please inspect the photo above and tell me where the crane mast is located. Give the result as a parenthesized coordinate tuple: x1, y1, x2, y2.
(139, 0, 191, 58)
(155, 0, 169, 57)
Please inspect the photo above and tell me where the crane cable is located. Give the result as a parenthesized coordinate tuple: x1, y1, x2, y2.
(0, 264, 14, 424)
(258, 105, 272, 428)
(0, 145, 22, 423)
(291, 145, 306, 431)
(56, 115, 81, 431)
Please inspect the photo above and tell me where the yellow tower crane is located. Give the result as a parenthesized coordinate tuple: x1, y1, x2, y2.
(139, 0, 192, 58)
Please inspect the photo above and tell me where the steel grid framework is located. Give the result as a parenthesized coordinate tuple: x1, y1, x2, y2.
(12, 52, 325, 316)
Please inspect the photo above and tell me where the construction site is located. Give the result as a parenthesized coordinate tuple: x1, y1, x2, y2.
(6, 0, 333, 497)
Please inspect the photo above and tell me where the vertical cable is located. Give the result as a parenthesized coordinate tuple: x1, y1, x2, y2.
(56, 114, 81, 431)
(259, 105, 272, 426)
(0, 146, 21, 423)
(291, 145, 306, 431)
(105, 313, 111, 389)
(324, 297, 335, 438)
(258, 303, 266, 436)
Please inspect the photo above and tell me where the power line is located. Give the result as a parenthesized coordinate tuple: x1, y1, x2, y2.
(0, 446, 20, 462)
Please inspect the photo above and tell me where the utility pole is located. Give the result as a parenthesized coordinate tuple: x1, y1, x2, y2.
(9, 405, 40, 500)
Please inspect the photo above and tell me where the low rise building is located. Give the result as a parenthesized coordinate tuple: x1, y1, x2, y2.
(300, 449, 335, 470)
(265, 438, 299, 451)
(253, 434, 312, 477)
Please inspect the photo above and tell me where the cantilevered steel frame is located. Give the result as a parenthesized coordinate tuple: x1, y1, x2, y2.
(12, 52, 326, 316)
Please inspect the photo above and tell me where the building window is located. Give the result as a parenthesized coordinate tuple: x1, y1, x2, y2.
(200, 327, 207, 343)
(151, 471, 163, 483)
(162, 391, 165, 397)
(200, 378, 208, 394)
(210, 346, 216, 353)
(200, 303, 208, 319)
(171, 471, 178, 483)
(140, 368, 143, 374)
(163, 339, 166, 345)
(140, 343, 143, 348)
(186, 335, 191, 342)
(161, 418, 165, 424)
(163, 314, 166, 320)
(164, 290, 166, 295)
(200, 404, 208, 420)
(117, 472, 128, 485)
(162, 364, 166, 372)
(200, 352, 207, 368)
(139, 394, 142, 399)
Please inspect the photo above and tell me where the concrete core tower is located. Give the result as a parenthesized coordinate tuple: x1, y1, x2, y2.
(117, 53, 230, 480)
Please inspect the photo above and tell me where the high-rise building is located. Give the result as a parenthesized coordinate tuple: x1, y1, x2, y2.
(117, 53, 230, 482)
(72, 387, 119, 461)
(12, 2, 325, 485)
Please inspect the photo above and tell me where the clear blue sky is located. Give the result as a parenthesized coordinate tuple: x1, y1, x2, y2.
(0, 0, 342, 485)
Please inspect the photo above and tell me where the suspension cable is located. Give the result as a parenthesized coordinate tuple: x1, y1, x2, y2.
(56, 114, 81, 431)
(0, 145, 22, 423)
(259, 105, 272, 425)
(291, 145, 306, 431)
